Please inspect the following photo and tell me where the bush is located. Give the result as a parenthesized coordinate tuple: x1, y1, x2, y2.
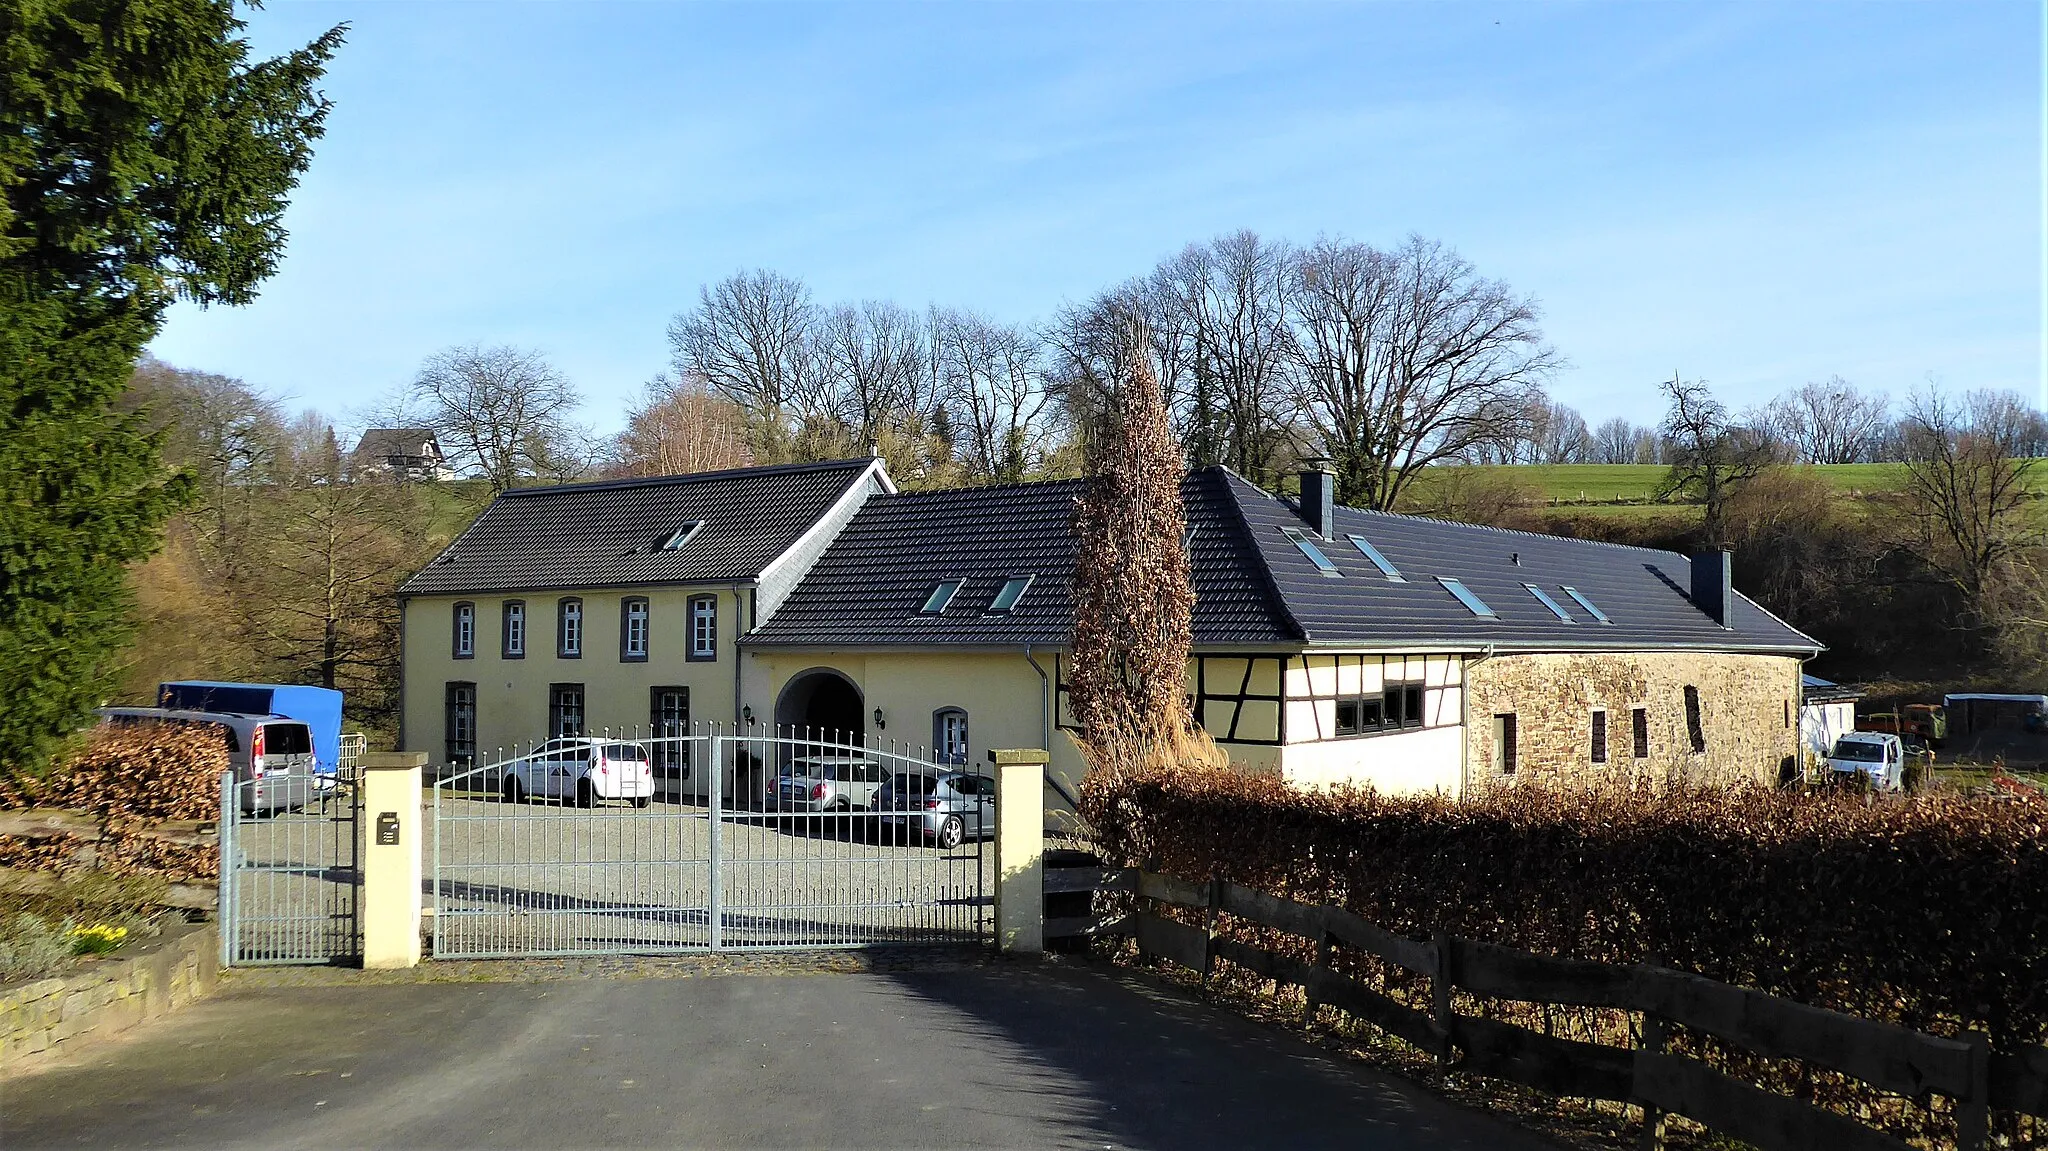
(1084, 771, 2048, 1052)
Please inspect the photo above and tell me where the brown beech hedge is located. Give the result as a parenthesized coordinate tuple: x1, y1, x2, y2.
(1085, 771, 2048, 1051)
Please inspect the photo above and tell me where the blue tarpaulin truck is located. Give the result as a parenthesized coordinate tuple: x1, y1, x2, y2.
(156, 682, 346, 779)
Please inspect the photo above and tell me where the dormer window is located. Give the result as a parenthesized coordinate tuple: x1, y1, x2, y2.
(921, 580, 964, 615)
(987, 575, 1035, 615)
(657, 521, 704, 551)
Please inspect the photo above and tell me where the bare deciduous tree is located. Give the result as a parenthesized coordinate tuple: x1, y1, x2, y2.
(1289, 234, 1558, 509)
(1155, 231, 1297, 483)
(1656, 375, 1775, 546)
(610, 375, 755, 478)
(409, 344, 583, 493)
(1766, 377, 1891, 465)
(933, 308, 1049, 484)
(1591, 416, 1652, 464)
(1889, 388, 2044, 614)
(819, 300, 930, 450)
(667, 269, 820, 445)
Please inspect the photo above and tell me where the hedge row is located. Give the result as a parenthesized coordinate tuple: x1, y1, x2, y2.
(1083, 771, 2048, 1052)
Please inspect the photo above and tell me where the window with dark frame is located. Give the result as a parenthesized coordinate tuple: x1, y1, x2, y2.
(1683, 685, 1706, 753)
(444, 682, 476, 767)
(650, 687, 689, 779)
(548, 683, 586, 738)
(933, 707, 969, 764)
(620, 597, 650, 662)
(502, 600, 525, 658)
(1632, 706, 1650, 758)
(1494, 713, 1517, 774)
(687, 595, 717, 661)
(557, 597, 582, 658)
(452, 602, 475, 659)
(1591, 710, 1608, 764)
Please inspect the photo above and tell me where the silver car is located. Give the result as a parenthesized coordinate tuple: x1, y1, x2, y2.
(876, 770, 994, 849)
(769, 756, 885, 813)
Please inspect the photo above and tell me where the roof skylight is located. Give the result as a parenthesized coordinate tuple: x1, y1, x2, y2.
(1281, 528, 1342, 578)
(1524, 583, 1576, 623)
(987, 575, 1035, 615)
(657, 521, 704, 551)
(1436, 577, 1498, 618)
(1346, 534, 1405, 581)
(1560, 586, 1612, 624)
(920, 580, 964, 615)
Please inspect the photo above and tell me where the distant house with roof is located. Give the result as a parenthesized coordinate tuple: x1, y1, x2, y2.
(397, 459, 1821, 809)
(352, 428, 458, 482)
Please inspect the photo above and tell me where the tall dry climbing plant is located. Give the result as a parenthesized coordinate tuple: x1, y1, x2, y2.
(1066, 319, 1225, 783)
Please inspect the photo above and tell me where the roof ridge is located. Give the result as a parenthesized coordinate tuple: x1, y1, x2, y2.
(878, 475, 1087, 500)
(498, 458, 873, 498)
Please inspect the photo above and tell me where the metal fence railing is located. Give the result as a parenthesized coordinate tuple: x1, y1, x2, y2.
(218, 770, 361, 966)
(429, 727, 991, 959)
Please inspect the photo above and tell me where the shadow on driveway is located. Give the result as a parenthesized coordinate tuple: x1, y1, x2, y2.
(0, 957, 1550, 1150)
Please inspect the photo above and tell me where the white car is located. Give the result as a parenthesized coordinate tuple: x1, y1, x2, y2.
(502, 738, 654, 808)
(1825, 732, 1905, 791)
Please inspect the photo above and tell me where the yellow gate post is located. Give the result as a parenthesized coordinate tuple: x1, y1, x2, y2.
(358, 752, 424, 969)
(989, 747, 1047, 956)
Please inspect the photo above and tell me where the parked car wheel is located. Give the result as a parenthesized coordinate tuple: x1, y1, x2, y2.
(633, 796, 650, 809)
(504, 777, 525, 805)
(936, 815, 964, 850)
(575, 779, 594, 808)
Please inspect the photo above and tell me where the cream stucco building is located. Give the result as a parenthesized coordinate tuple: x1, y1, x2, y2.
(399, 458, 1822, 814)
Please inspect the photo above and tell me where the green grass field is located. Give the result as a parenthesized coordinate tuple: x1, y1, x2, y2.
(1402, 462, 2047, 508)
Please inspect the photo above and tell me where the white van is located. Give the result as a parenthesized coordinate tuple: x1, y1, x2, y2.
(1825, 732, 1906, 791)
(98, 708, 319, 813)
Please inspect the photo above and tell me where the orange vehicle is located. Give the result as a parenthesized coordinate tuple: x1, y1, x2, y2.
(1857, 707, 1946, 750)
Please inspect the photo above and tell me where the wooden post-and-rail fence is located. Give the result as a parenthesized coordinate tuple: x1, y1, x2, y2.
(1041, 863, 2048, 1151)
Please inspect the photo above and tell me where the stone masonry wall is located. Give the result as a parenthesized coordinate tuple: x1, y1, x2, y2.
(1464, 651, 1803, 791)
(0, 920, 219, 1073)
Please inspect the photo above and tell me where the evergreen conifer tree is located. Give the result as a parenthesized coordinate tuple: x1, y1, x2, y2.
(0, 1, 341, 778)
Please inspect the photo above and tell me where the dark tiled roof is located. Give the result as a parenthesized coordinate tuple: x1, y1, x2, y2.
(352, 428, 442, 457)
(398, 459, 876, 596)
(748, 466, 1820, 655)
(742, 471, 1297, 648)
(1220, 471, 1819, 652)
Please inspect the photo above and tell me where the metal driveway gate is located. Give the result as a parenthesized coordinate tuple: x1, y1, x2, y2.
(218, 772, 362, 966)
(430, 732, 992, 959)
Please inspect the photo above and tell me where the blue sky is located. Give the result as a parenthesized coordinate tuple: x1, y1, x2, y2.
(150, 1, 2045, 434)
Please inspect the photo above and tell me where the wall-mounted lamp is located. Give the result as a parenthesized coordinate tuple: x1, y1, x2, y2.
(873, 707, 887, 730)
(741, 706, 755, 726)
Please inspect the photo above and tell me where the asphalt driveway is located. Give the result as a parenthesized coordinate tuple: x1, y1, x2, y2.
(2, 959, 1551, 1150)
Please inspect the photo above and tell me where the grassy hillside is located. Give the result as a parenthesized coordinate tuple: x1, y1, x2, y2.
(1399, 462, 2047, 514)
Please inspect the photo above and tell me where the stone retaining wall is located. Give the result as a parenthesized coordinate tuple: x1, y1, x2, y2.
(0, 920, 218, 1073)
